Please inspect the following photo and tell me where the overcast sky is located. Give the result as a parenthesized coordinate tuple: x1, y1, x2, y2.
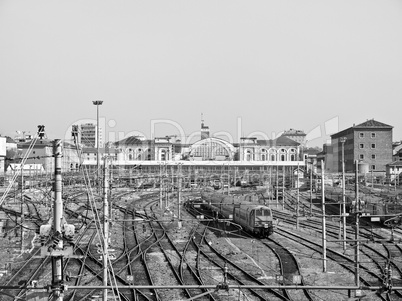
(1, 0, 401, 147)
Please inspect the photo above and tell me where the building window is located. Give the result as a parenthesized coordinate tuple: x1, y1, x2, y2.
(359, 133, 364, 138)
(371, 154, 376, 160)
(371, 133, 376, 138)
(359, 143, 364, 149)
(359, 154, 364, 160)
(371, 143, 376, 149)
(371, 165, 376, 170)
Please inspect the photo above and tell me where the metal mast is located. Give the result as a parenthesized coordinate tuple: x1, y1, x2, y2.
(103, 157, 110, 301)
(52, 139, 64, 301)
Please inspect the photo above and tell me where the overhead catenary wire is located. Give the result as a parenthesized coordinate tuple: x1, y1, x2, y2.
(72, 136, 123, 300)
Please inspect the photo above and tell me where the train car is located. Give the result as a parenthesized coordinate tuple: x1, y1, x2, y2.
(325, 186, 402, 224)
(364, 200, 402, 223)
(201, 192, 274, 237)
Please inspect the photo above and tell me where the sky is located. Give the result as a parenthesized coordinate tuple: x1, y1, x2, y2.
(1, 0, 401, 147)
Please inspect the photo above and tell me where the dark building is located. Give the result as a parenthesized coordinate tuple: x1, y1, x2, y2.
(331, 119, 393, 173)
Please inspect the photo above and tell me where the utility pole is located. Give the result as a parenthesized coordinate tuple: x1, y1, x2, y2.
(52, 139, 64, 301)
(177, 163, 183, 229)
(341, 137, 347, 251)
(159, 163, 163, 208)
(102, 157, 110, 301)
(310, 160, 313, 215)
(296, 163, 300, 229)
(282, 167, 285, 210)
(321, 160, 327, 273)
(20, 163, 24, 252)
(227, 164, 230, 195)
(354, 160, 360, 287)
(276, 165, 279, 208)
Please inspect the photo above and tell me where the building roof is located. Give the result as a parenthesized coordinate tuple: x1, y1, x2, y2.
(5, 136, 16, 144)
(331, 119, 393, 138)
(386, 161, 402, 167)
(281, 128, 306, 136)
(18, 139, 53, 148)
(114, 136, 151, 146)
(256, 136, 300, 147)
(354, 119, 393, 129)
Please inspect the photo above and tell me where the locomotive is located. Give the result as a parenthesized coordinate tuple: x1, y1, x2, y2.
(201, 192, 274, 237)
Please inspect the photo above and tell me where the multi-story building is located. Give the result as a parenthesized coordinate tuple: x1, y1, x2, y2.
(237, 136, 301, 162)
(331, 119, 393, 174)
(15, 139, 81, 174)
(280, 129, 307, 146)
(79, 123, 103, 148)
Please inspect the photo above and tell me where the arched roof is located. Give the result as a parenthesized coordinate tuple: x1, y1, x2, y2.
(190, 137, 235, 151)
(188, 137, 236, 160)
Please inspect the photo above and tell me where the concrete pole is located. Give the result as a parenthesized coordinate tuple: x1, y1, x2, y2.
(341, 138, 347, 251)
(20, 163, 24, 252)
(227, 164, 230, 195)
(310, 162, 313, 215)
(103, 157, 109, 301)
(354, 159, 360, 287)
(282, 167, 285, 210)
(52, 140, 64, 301)
(276, 165, 279, 208)
(177, 164, 182, 229)
(296, 163, 300, 229)
(159, 163, 163, 208)
(321, 160, 327, 273)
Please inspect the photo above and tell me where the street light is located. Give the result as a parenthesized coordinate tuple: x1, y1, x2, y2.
(93, 100, 103, 193)
(340, 137, 347, 251)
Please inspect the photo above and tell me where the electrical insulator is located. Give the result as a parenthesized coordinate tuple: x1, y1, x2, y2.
(40, 236, 47, 246)
(48, 235, 61, 252)
(63, 224, 75, 237)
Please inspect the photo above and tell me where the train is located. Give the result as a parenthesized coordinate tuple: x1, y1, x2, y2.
(200, 192, 274, 237)
(324, 186, 402, 224)
(364, 200, 402, 224)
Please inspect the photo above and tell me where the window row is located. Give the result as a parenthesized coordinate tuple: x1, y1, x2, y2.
(359, 132, 376, 138)
(359, 143, 376, 149)
(359, 154, 377, 160)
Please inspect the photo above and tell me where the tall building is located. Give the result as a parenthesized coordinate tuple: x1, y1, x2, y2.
(79, 123, 103, 148)
(331, 119, 393, 173)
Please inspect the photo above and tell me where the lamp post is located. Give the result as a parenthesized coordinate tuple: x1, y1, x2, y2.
(340, 137, 347, 251)
(93, 100, 103, 193)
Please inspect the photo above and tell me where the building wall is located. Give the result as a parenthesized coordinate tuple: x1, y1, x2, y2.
(80, 123, 103, 148)
(353, 129, 392, 172)
(332, 125, 392, 173)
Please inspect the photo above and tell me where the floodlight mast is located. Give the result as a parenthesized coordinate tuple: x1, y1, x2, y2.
(93, 100, 103, 194)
